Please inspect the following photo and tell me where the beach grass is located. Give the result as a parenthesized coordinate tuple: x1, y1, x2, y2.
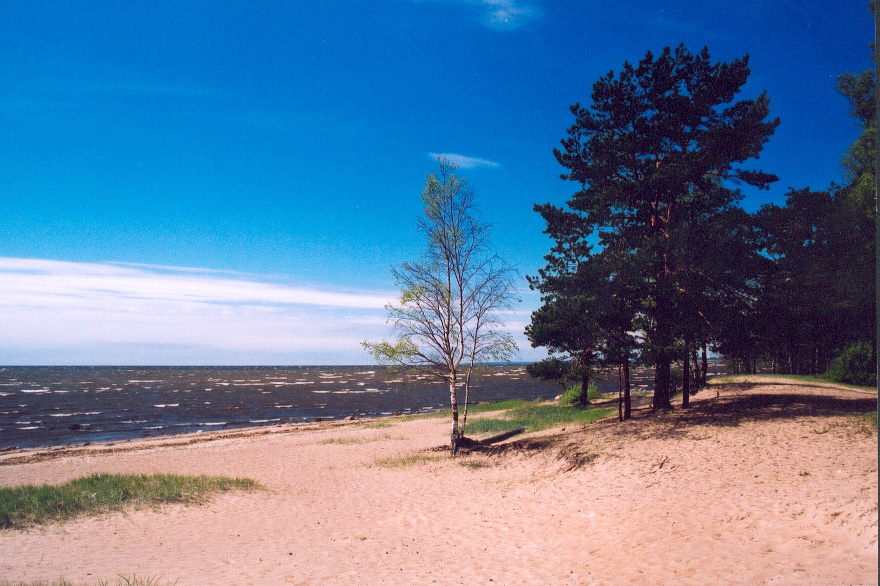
(1, 577, 174, 586)
(857, 411, 878, 434)
(464, 402, 615, 436)
(0, 473, 260, 530)
(361, 420, 395, 429)
(318, 433, 397, 445)
(372, 453, 446, 468)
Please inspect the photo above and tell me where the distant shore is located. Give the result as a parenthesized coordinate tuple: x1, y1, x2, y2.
(1, 378, 876, 585)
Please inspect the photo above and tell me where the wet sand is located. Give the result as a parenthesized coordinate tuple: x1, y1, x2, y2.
(1, 378, 876, 585)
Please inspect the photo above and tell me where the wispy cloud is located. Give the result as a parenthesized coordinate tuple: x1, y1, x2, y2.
(410, 0, 543, 31)
(473, 0, 543, 31)
(429, 153, 500, 169)
(0, 258, 548, 364)
(0, 258, 396, 364)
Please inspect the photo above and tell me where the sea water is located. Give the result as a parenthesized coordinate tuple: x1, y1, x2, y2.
(0, 365, 580, 449)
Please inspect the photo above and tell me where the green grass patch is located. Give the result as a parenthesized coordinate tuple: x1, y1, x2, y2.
(0, 473, 260, 530)
(464, 402, 615, 436)
(466, 399, 529, 413)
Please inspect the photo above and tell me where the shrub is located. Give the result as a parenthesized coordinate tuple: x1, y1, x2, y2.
(559, 383, 600, 405)
(825, 341, 876, 387)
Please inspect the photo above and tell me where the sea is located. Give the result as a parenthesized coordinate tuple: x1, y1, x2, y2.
(0, 364, 646, 450)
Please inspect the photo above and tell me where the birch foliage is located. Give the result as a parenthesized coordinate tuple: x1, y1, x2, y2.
(364, 160, 517, 454)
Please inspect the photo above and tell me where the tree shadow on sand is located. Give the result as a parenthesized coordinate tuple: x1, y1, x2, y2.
(668, 383, 876, 429)
(462, 381, 877, 469)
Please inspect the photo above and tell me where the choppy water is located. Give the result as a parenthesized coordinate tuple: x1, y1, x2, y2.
(0, 365, 577, 449)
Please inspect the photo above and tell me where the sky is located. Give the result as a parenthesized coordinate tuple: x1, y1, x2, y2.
(0, 0, 874, 365)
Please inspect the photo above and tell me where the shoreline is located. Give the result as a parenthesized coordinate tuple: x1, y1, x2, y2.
(0, 413, 407, 467)
(1, 378, 876, 585)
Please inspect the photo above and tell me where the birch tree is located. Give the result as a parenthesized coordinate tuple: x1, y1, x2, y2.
(363, 159, 517, 455)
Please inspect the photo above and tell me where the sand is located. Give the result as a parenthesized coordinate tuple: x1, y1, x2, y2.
(0, 378, 876, 585)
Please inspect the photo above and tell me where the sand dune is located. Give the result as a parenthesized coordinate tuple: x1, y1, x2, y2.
(1, 379, 876, 585)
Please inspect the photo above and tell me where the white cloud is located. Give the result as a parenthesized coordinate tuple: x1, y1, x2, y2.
(0, 258, 396, 365)
(0, 258, 393, 310)
(475, 0, 542, 31)
(409, 0, 542, 31)
(0, 258, 549, 365)
(429, 152, 500, 169)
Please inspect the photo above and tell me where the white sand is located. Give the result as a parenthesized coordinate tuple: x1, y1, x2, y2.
(1, 379, 876, 585)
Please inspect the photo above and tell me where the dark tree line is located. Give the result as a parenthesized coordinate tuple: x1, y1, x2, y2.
(528, 34, 876, 413)
(733, 64, 875, 379)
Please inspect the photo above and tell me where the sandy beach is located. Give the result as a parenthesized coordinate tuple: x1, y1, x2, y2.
(1, 378, 876, 585)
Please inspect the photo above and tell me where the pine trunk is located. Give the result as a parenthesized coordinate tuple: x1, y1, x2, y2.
(617, 363, 623, 421)
(579, 368, 591, 407)
(682, 340, 691, 408)
(653, 341, 673, 410)
(623, 356, 631, 420)
(701, 344, 708, 385)
(652, 287, 673, 410)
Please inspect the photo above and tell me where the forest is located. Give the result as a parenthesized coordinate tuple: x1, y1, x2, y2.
(526, 41, 876, 416)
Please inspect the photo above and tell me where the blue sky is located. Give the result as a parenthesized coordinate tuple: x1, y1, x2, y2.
(0, 0, 874, 365)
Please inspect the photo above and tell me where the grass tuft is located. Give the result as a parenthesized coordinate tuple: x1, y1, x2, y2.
(0, 473, 260, 530)
(372, 453, 445, 468)
(857, 411, 878, 434)
(361, 421, 394, 429)
(0, 575, 176, 586)
(318, 434, 394, 445)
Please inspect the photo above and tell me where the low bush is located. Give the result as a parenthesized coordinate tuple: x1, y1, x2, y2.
(559, 383, 600, 405)
(825, 341, 876, 387)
